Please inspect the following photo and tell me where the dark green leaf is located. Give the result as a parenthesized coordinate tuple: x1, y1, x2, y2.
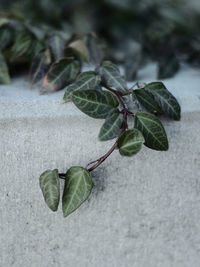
(97, 61, 128, 92)
(118, 129, 144, 156)
(145, 82, 181, 120)
(0, 52, 11, 84)
(49, 34, 66, 61)
(134, 112, 168, 151)
(98, 109, 124, 141)
(62, 166, 93, 218)
(87, 33, 104, 65)
(39, 169, 60, 212)
(158, 56, 180, 79)
(124, 40, 141, 81)
(72, 89, 119, 118)
(63, 71, 101, 103)
(0, 25, 14, 51)
(10, 31, 33, 60)
(133, 89, 163, 114)
(29, 49, 51, 87)
(42, 58, 81, 92)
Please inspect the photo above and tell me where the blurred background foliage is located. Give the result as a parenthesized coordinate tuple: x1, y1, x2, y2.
(1, 0, 200, 85)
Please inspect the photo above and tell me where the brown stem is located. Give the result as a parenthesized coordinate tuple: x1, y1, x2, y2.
(129, 82, 137, 91)
(87, 111, 128, 172)
(59, 86, 135, 175)
(87, 141, 118, 172)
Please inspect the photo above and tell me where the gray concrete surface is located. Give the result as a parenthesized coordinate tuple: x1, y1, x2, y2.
(0, 63, 200, 267)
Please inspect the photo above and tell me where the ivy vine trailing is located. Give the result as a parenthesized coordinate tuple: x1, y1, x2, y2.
(39, 60, 181, 218)
(0, 13, 181, 218)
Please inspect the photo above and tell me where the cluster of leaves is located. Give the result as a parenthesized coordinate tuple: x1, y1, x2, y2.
(1, 1, 200, 83)
(1, 0, 200, 82)
(0, 17, 105, 88)
(40, 61, 181, 217)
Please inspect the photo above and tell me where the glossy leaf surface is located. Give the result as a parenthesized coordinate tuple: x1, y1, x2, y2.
(72, 89, 119, 118)
(63, 71, 101, 102)
(145, 82, 181, 120)
(135, 112, 168, 151)
(98, 109, 124, 141)
(62, 166, 93, 218)
(118, 129, 144, 156)
(97, 61, 128, 92)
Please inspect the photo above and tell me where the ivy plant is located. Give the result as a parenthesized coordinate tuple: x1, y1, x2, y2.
(39, 61, 181, 217)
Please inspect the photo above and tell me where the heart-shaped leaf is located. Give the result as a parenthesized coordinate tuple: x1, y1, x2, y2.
(39, 169, 60, 212)
(133, 89, 163, 114)
(42, 58, 81, 92)
(97, 61, 128, 92)
(145, 82, 181, 120)
(72, 89, 119, 118)
(29, 49, 51, 87)
(0, 52, 10, 84)
(134, 112, 168, 151)
(118, 129, 144, 156)
(62, 166, 93, 218)
(98, 109, 125, 141)
(63, 71, 101, 102)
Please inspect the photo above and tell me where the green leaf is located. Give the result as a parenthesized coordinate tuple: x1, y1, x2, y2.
(0, 25, 14, 51)
(133, 89, 163, 114)
(63, 71, 101, 103)
(72, 89, 119, 118)
(145, 82, 181, 120)
(29, 49, 51, 87)
(0, 52, 11, 84)
(68, 39, 90, 63)
(10, 31, 33, 60)
(134, 112, 168, 151)
(158, 56, 180, 79)
(39, 169, 60, 212)
(42, 58, 81, 92)
(62, 166, 93, 218)
(98, 109, 125, 141)
(86, 33, 104, 65)
(118, 129, 144, 156)
(97, 61, 128, 92)
(49, 33, 66, 61)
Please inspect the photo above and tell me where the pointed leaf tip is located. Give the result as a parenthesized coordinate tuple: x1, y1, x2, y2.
(145, 82, 181, 121)
(135, 112, 169, 151)
(62, 166, 93, 218)
(98, 109, 125, 141)
(39, 169, 60, 212)
(97, 61, 128, 93)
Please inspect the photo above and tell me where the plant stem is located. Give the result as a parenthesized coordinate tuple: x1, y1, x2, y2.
(102, 84, 126, 108)
(87, 141, 118, 172)
(87, 111, 128, 172)
(59, 86, 134, 176)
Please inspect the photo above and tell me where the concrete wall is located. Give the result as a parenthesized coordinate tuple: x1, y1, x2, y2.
(0, 64, 200, 267)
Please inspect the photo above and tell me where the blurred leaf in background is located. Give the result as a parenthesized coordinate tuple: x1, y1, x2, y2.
(1, 0, 200, 84)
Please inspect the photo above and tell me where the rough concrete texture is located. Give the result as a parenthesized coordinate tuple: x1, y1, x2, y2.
(0, 63, 200, 267)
